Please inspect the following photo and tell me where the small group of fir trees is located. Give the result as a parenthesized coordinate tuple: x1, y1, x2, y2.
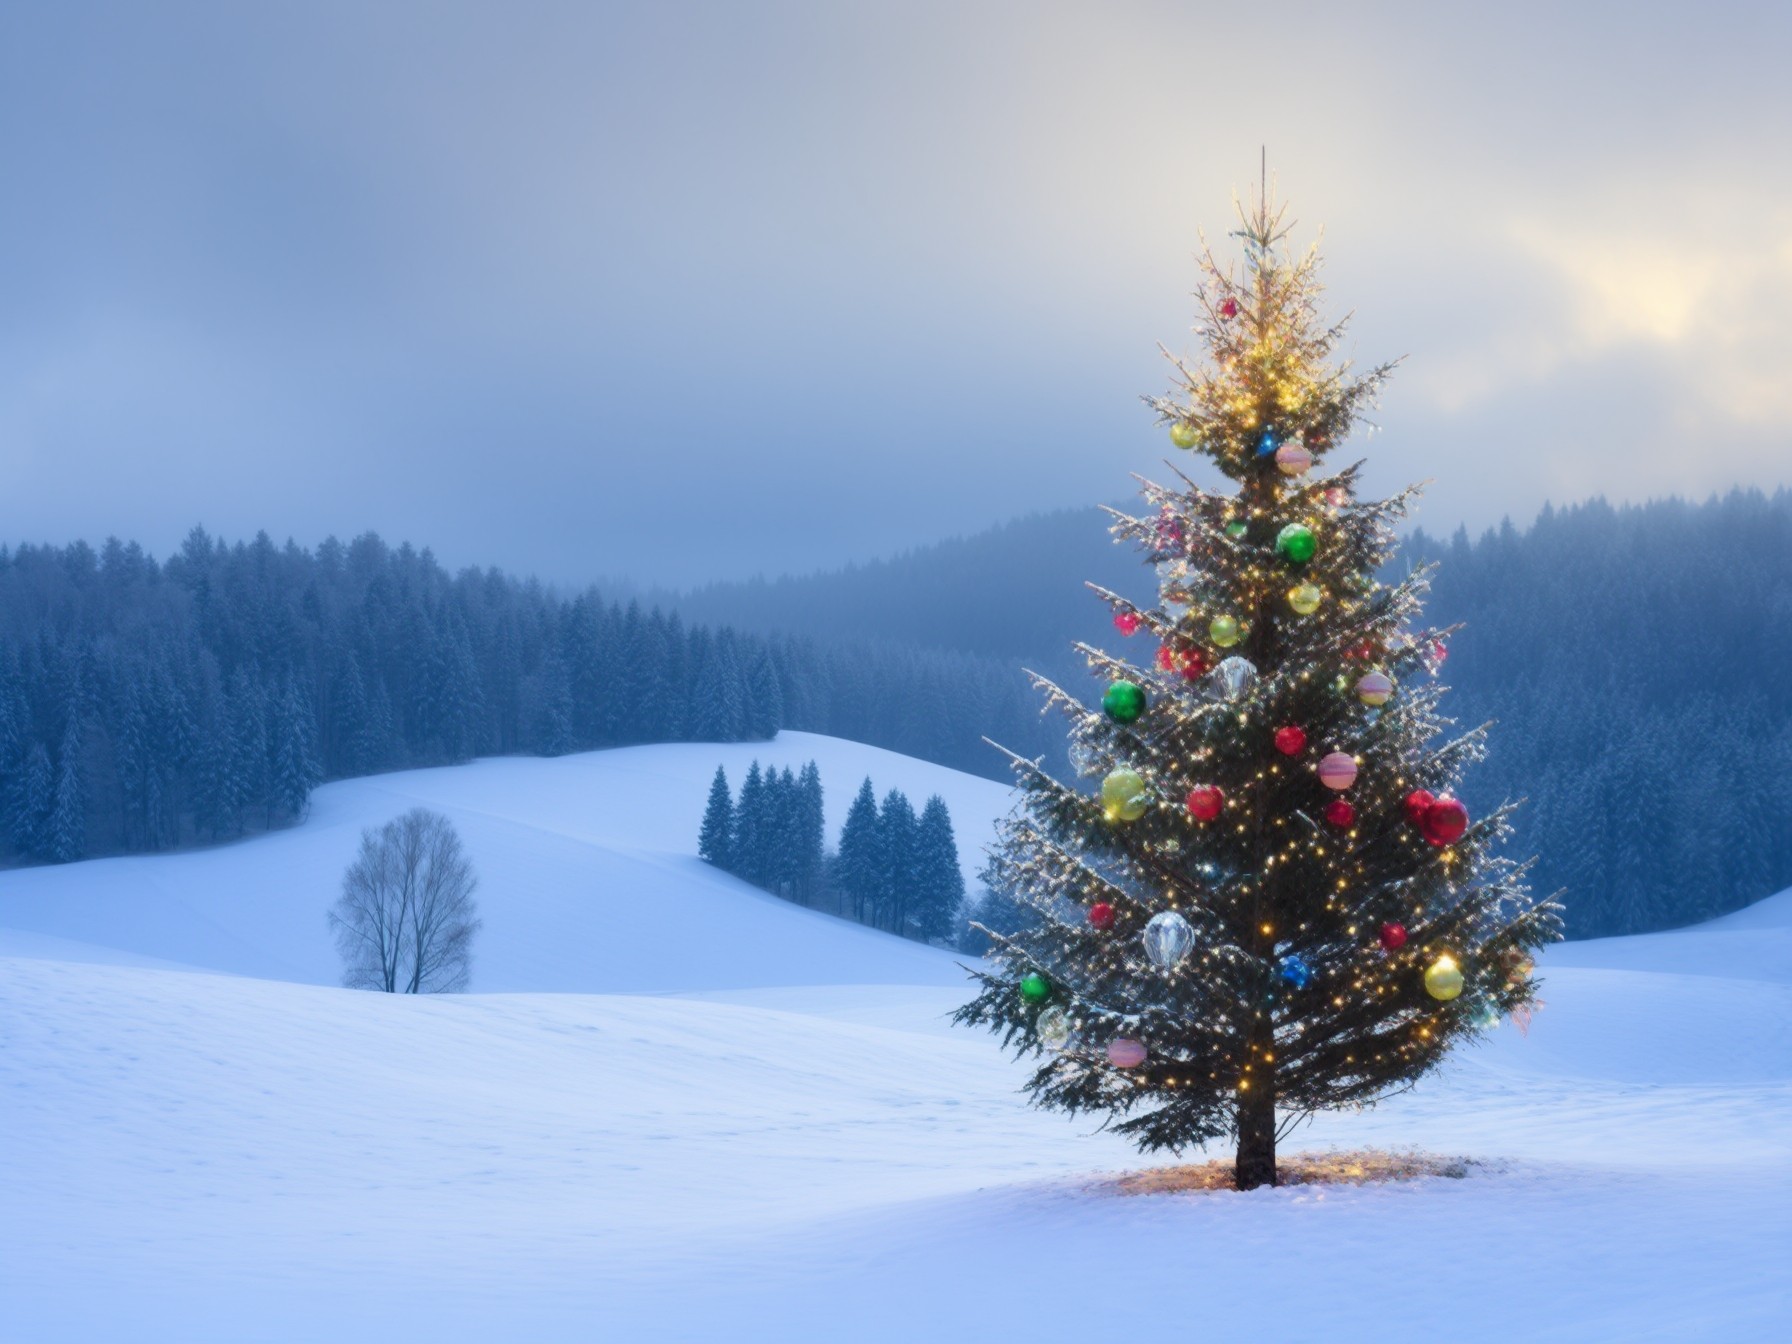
(699, 761, 827, 905)
(699, 764, 965, 945)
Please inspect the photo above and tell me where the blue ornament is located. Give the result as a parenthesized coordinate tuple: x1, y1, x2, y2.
(1278, 954, 1312, 989)
(1255, 429, 1281, 457)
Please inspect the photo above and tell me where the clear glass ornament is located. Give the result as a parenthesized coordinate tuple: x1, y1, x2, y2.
(1036, 1005, 1072, 1050)
(1209, 656, 1258, 702)
(1067, 739, 1101, 777)
(1143, 910, 1195, 970)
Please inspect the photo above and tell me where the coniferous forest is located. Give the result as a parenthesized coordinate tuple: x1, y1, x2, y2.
(674, 488, 1792, 940)
(5, 489, 1790, 942)
(698, 761, 965, 945)
(0, 528, 1052, 866)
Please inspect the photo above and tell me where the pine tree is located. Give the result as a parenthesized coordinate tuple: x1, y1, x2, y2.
(13, 742, 54, 858)
(49, 721, 86, 863)
(734, 761, 766, 884)
(745, 649, 783, 741)
(698, 766, 735, 869)
(835, 777, 882, 923)
(913, 794, 965, 944)
(878, 789, 917, 934)
(270, 677, 321, 822)
(692, 637, 746, 742)
(795, 761, 825, 905)
(956, 187, 1560, 1190)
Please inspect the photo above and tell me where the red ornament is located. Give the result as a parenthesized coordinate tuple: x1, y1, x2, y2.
(1273, 725, 1307, 756)
(1431, 639, 1449, 664)
(1186, 786, 1224, 822)
(1218, 296, 1239, 319)
(1113, 610, 1142, 637)
(1156, 644, 1177, 672)
(1423, 796, 1470, 846)
(1324, 798, 1355, 828)
(1177, 648, 1210, 680)
(1404, 789, 1437, 827)
(1379, 921, 1408, 951)
(1345, 639, 1377, 661)
(1088, 902, 1116, 931)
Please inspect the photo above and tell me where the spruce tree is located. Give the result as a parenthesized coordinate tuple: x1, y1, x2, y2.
(795, 761, 825, 905)
(734, 762, 766, 885)
(956, 188, 1560, 1190)
(835, 777, 882, 923)
(698, 766, 735, 869)
(49, 721, 86, 863)
(913, 794, 965, 944)
(878, 789, 918, 934)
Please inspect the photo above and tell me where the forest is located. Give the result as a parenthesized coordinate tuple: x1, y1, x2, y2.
(672, 488, 1792, 940)
(5, 487, 1788, 941)
(0, 528, 1052, 866)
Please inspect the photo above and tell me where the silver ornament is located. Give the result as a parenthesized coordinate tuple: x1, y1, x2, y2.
(1142, 910, 1195, 970)
(1209, 656, 1259, 702)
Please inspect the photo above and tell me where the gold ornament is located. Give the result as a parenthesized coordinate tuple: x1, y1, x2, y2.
(1287, 583, 1323, 615)
(1209, 615, 1244, 647)
(1100, 767, 1150, 823)
(1169, 420, 1201, 449)
(1424, 955, 1465, 1001)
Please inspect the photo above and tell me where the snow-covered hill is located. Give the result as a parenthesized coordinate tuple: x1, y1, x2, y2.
(2, 740, 1788, 1341)
(0, 732, 1008, 991)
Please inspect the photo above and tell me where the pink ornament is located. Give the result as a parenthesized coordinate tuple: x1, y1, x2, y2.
(1114, 611, 1142, 637)
(1274, 443, 1313, 476)
(1317, 752, 1358, 791)
(1107, 1038, 1148, 1068)
(1325, 487, 1350, 509)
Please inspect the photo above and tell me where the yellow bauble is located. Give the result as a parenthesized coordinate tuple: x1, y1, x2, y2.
(1209, 615, 1244, 647)
(1100, 767, 1150, 822)
(1169, 420, 1201, 449)
(1424, 955, 1465, 1001)
(1287, 583, 1323, 615)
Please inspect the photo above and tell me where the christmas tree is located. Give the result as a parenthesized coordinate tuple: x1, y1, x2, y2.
(956, 186, 1561, 1190)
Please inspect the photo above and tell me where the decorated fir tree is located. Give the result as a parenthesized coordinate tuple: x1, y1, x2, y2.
(957, 188, 1561, 1190)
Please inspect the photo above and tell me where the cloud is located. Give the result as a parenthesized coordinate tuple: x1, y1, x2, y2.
(0, 1, 1787, 582)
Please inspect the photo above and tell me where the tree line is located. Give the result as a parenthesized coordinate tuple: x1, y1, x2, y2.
(0, 529, 1053, 866)
(699, 762, 965, 944)
(669, 488, 1792, 940)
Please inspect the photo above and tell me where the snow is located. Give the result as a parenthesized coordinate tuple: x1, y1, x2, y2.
(0, 732, 1007, 991)
(1, 736, 1788, 1341)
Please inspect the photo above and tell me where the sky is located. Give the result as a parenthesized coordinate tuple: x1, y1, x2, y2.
(2, 1, 1789, 588)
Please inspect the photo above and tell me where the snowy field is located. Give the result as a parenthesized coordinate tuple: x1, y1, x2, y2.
(2, 735, 1788, 1341)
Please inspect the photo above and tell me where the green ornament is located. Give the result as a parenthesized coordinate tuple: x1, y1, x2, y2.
(1102, 680, 1147, 724)
(1209, 614, 1243, 648)
(1019, 971, 1051, 1004)
(1275, 522, 1317, 565)
(1168, 421, 1200, 450)
(1224, 520, 1248, 540)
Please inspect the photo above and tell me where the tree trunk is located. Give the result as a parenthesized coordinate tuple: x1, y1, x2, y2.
(1234, 1072, 1277, 1190)
(1234, 1013, 1278, 1189)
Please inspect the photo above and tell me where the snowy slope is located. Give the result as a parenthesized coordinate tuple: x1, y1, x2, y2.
(2, 910, 1789, 1342)
(2, 741, 1788, 1341)
(0, 732, 1010, 991)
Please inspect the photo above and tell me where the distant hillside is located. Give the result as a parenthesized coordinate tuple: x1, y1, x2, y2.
(672, 507, 1154, 669)
(673, 488, 1792, 941)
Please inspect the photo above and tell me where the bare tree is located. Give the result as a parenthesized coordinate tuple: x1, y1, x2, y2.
(328, 807, 481, 993)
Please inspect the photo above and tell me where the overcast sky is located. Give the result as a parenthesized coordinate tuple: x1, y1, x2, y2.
(2, 1, 1788, 587)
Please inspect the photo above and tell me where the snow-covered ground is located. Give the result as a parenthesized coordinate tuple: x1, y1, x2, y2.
(2, 735, 1788, 1341)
